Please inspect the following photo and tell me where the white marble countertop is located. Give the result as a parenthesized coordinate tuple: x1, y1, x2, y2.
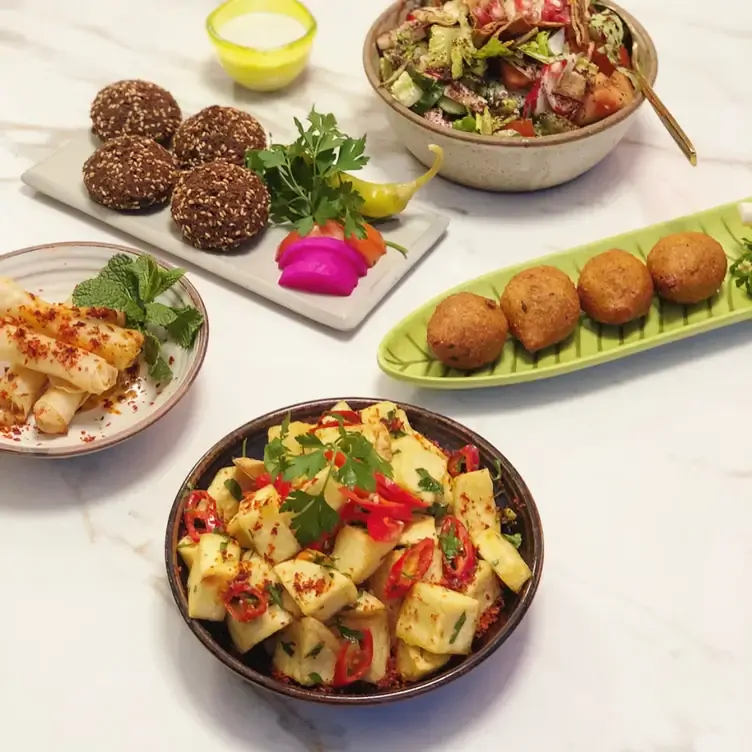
(1, 1, 752, 750)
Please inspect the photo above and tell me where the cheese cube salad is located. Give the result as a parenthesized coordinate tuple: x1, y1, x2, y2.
(177, 400, 532, 691)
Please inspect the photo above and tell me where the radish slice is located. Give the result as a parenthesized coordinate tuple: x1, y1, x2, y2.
(278, 236, 368, 278)
(278, 250, 360, 296)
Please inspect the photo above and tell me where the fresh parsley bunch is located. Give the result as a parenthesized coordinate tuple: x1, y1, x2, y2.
(263, 415, 392, 546)
(72, 254, 204, 384)
(730, 238, 752, 298)
(246, 109, 370, 239)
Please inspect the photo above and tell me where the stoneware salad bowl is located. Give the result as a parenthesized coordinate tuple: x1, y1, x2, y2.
(363, 0, 658, 192)
(165, 397, 544, 705)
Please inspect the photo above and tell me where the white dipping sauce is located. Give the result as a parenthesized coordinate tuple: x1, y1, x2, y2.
(218, 12, 307, 50)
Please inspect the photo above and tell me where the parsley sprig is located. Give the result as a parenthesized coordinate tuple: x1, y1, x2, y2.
(246, 109, 370, 239)
(72, 254, 204, 384)
(266, 414, 393, 546)
(730, 238, 752, 297)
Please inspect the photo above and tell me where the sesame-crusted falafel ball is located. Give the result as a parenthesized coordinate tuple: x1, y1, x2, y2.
(171, 161, 270, 251)
(83, 135, 178, 211)
(90, 80, 182, 145)
(172, 105, 267, 170)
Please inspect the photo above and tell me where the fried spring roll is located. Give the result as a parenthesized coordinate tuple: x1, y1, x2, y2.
(0, 323, 117, 395)
(0, 366, 48, 424)
(33, 385, 87, 435)
(0, 277, 143, 369)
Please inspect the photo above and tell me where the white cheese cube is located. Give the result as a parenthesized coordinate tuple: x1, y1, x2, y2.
(397, 516, 438, 548)
(275, 558, 357, 621)
(207, 466, 255, 522)
(459, 560, 501, 613)
(272, 617, 341, 686)
(395, 639, 451, 682)
(338, 611, 390, 684)
(474, 528, 532, 594)
(391, 434, 450, 505)
(396, 582, 480, 655)
(341, 590, 385, 617)
(177, 535, 198, 571)
(332, 525, 400, 584)
(268, 421, 315, 455)
(452, 469, 501, 541)
(186, 533, 240, 621)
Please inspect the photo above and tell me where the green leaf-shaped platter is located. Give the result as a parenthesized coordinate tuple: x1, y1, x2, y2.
(378, 198, 752, 390)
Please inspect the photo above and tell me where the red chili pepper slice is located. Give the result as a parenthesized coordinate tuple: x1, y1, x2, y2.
(316, 410, 362, 429)
(341, 489, 414, 522)
(447, 445, 480, 477)
(253, 473, 272, 490)
(183, 491, 223, 542)
(252, 473, 291, 498)
(333, 628, 374, 686)
(375, 473, 430, 509)
(439, 515, 476, 584)
(324, 450, 346, 468)
(384, 538, 435, 599)
(223, 576, 268, 622)
(367, 514, 403, 543)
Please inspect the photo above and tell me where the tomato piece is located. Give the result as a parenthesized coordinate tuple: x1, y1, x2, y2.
(375, 473, 430, 509)
(540, 0, 571, 23)
(367, 514, 404, 542)
(340, 490, 414, 522)
(223, 578, 268, 622)
(447, 445, 481, 476)
(384, 538, 435, 599)
(344, 223, 386, 268)
(522, 76, 543, 117)
(316, 410, 362, 429)
(333, 628, 374, 686)
(501, 61, 534, 90)
(618, 45, 631, 68)
(183, 491, 223, 542)
(590, 48, 616, 76)
(439, 515, 477, 584)
(275, 221, 344, 262)
(504, 119, 535, 137)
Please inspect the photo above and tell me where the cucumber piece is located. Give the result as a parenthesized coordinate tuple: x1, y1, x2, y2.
(437, 96, 467, 116)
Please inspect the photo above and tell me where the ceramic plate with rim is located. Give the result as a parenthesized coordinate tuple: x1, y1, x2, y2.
(20, 128, 449, 331)
(164, 398, 544, 705)
(378, 197, 752, 389)
(0, 241, 208, 457)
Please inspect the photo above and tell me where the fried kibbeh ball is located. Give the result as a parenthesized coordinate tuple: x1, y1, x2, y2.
(90, 80, 181, 145)
(647, 232, 728, 304)
(427, 292, 508, 370)
(501, 266, 580, 353)
(577, 249, 654, 325)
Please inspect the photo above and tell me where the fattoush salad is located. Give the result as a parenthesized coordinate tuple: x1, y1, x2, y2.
(378, 0, 637, 137)
(177, 401, 532, 691)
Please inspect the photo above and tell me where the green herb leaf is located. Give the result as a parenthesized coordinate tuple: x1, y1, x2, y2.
(308, 672, 323, 684)
(219, 539, 229, 553)
(491, 459, 503, 483)
(516, 30, 557, 63)
(306, 643, 325, 659)
(452, 114, 478, 133)
(449, 612, 467, 644)
(337, 622, 364, 642)
(427, 501, 448, 521)
(281, 490, 340, 547)
(503, 533, 522, 549)
(281, 641, 295, 657)
(153, 267, 186, 298)
(475, 36, 514, 60)
(416, 468, 443, 495)
(439, 526, 462, 561)
(264, 437, 290, 478)
(267, 583, 285, 609)
(129, 254, 162, 303)
(382, 409, 407, 438)
(165, 307, 205, 349)
(144, 301, 178, 327)
(284, 450, 329, 482)
(295, 433, 326, 450)
(730, 238, 752, 297)
(224, 478, 243, 502)
(143, 332, 173, 384)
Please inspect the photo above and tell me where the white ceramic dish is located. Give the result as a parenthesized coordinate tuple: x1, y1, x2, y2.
(21, 132, 449, 331)
(0, 242, 208, 458)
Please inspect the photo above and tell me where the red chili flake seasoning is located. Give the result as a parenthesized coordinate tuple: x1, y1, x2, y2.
(475, 603, 502, 638)
(168, 356, 175, 366)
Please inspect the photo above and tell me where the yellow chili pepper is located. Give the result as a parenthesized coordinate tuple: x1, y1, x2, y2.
(333, 144, 444, 220)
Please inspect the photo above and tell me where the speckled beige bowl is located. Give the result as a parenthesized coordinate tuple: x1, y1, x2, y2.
(363, 0, 658, 192)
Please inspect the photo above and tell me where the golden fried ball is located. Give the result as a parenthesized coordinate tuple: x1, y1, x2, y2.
(647, 232, 727, 304)
(427, 292, 508, 370)
(577, 249, 654, 325)
(500, 266, 580, 353)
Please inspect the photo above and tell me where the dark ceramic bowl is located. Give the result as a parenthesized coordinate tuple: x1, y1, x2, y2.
(165, 398, 544, 705)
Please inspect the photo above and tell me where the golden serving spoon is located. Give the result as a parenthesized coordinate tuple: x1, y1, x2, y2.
(622, 17, 698, 166)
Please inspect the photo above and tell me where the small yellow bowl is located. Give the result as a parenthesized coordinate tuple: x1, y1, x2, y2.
(206, 0, 317, 92)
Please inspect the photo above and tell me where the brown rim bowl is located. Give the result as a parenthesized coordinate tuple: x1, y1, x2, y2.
(165, 397, 544, 705)
(363, 0, 658, 192)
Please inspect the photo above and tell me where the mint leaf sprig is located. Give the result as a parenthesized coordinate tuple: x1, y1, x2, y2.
(730, 238, 752, 298)
(72, 254, 205, 384)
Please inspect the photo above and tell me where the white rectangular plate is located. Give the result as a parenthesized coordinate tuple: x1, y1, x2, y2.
(21, 132, 449, 331)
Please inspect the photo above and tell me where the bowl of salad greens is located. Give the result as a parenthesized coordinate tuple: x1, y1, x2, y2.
(363, 0, 657, 192)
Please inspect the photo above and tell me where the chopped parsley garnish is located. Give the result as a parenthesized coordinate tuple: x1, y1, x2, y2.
(266, 583, 285, 609)
(503, 533, 522, 549)
(71, 253, 204, 384)
(219, 539, 229, 553)
(336, 621, 364, 642)
(439, 526, 462, 561)
(416, 468, 443, 495)
(382, 409, 407, 438)
(277, 416, 393, 546)
(449, 612, 467, 644)
(281, 641, 295, 657)
(224, 478, 243, 502)
(730, 237, 752, 297)
(306, 643, 325, 659)
(308, 672, 323, 684)
(427, 501, 448, 521)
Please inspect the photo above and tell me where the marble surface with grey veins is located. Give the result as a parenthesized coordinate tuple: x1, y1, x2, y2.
(1, 0, 751, 750)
